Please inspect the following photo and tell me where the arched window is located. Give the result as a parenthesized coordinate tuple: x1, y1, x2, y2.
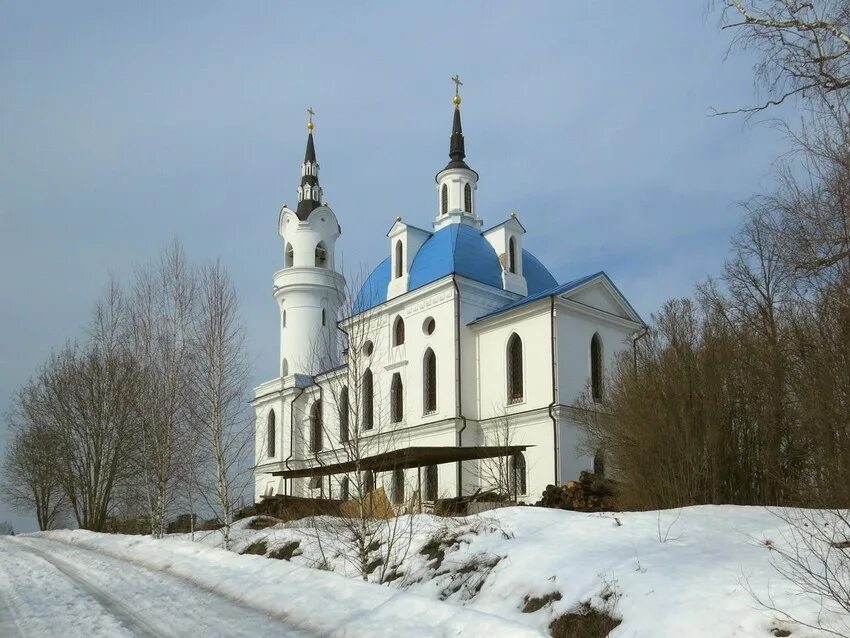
(321, 308, 326, 326)
(393, 316, 405, 346)
(593, 451, 605, 477)
(464, 182, 472, 213)
(340, 476, 349, 500)
(267, 410, 276, 457)
(362, 368, 374, 430)
(425, 465, 438, 501)
(508, 237, 516, 274)
(395, 240, 404, 279)
(339, 386, 349, 443)
(510, 452, 527, 497)
(591, 333, 603, 401)
(309, 476, 323, 496)
(281, 358, 288, 376)
(285, 244, 294, 268)
(310, 400, 323, 453)
(423, 348, 437, 414)
(315, 241, 327, 267)
(390, 373, 403, 423)
(282, 309, 287, 327)
(507, 333, 524, 404)
(392, 468, 405, 505)
(364, 470, 375, 494)
(441, 183, 448, 215)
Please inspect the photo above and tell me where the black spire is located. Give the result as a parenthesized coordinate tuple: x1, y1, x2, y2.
(296, 112, 322, 220)
(444, 106, 470, 171)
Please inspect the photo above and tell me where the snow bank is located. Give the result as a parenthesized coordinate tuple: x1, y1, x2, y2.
(176, 505, 849, 637)
(39, 528, 544, 638)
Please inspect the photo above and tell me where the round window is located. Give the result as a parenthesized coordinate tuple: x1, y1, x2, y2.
(363, 340, 374, 356)
(423, 317, 435, 335)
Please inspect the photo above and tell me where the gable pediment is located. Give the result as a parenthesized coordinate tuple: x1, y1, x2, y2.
(559, 275, 642, 324)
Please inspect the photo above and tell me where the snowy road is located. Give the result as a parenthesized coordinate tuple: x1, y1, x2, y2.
(0, 536, 310, 637)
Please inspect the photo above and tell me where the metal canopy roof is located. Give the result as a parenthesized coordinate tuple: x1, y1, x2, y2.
(271, 445, 530, 479)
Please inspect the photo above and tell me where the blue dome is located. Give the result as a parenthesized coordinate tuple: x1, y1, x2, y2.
(353, 224, 557, 314)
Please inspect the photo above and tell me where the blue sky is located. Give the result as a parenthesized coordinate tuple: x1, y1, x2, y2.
(0, 2, 790, 532)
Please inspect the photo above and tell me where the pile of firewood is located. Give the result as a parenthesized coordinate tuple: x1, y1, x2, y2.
(536, 471, 618, 512)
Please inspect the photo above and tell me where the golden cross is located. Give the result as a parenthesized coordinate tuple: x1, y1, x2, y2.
(451, 74, 463, 95)
(307, 106, 315, 123)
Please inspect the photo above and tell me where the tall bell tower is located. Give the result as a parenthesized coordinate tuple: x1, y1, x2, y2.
(274, 109, 345, 377)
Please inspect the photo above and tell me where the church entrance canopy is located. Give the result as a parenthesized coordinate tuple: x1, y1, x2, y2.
(271, 445, 530, 479)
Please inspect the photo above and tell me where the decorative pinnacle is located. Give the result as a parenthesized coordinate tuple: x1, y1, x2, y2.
(451, 74, 463, 107)
(306, 106, 315, 132)
(510, 211, 517, 218)
(396, 215, 402, 221)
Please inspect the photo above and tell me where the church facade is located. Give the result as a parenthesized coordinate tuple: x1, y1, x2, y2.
(252, 87, 644, 506)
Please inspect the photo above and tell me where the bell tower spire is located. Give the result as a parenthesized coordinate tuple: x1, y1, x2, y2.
(275, 107, 345, 378)
(296, 106, 323, 220)
(434, 76, 481, 230)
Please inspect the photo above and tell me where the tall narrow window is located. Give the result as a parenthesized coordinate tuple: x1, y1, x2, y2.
(508, 237, 517, 274)
(285, 244, 294, 268)
(364, 470, 375, 494)
(507, 333, 524, 404)
(321, 308, 326, 326)
(362, 368, 374, 430)
(393, 316, 405, 346)
(425, 465, 438, 501)
(390, 373, 403, 423)
(464, 182, 472, 213)
(339, 386, 349, 443)
(340, 476, 350, 500)
(510, 452, 527, 497)
(395, 240, 404, 279)
(310, 400, 323, 453)
(423, 348, 437, 414)
(315, 241, 327, 267)
(282, 309, 287, 327)
(392, 468, 405, 505)
(281, 358, 288, 376)
(591, 333, 603, 401)
(267, 409, 276, 457)
(441, 183, 448, 215)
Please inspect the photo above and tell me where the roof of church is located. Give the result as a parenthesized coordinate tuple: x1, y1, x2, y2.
(352, 223, 558, 313)
(468, 271, 644, 325)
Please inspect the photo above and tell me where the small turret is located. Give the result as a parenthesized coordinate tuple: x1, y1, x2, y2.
(434, 76, 481, 230)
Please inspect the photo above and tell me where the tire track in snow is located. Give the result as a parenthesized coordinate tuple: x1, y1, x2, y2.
(14, 541, 163, 638)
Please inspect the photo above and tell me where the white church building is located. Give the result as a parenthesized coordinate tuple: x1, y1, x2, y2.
(252, 85, 644, 507)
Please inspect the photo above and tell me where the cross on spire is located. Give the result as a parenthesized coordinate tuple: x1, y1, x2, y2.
(306, 106, 315, 132)
(452, 74, 463, 94)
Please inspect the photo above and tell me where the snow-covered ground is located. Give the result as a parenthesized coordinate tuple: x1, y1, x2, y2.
(3, 506, 847, 637)
(180, 505, 849, 637)
(0, 534, 308, 637)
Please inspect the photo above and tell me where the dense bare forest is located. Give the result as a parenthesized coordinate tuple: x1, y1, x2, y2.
(579, 1, 850, 510)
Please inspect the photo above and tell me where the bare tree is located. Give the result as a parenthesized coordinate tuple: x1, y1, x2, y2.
(476, 407, 519, 501)
(1, 377, 67, 530)
(749, 508, 850, 637)
(716, 0, 850, 113)
(187, 260, 250, 550)
(294, 269, 421, 583)
(43, 283, 140, 531)
(126, 241, 196, 537)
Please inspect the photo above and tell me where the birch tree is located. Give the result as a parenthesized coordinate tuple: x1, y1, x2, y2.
(126, 241, 196, 537)
(187, 260, 250, 550)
